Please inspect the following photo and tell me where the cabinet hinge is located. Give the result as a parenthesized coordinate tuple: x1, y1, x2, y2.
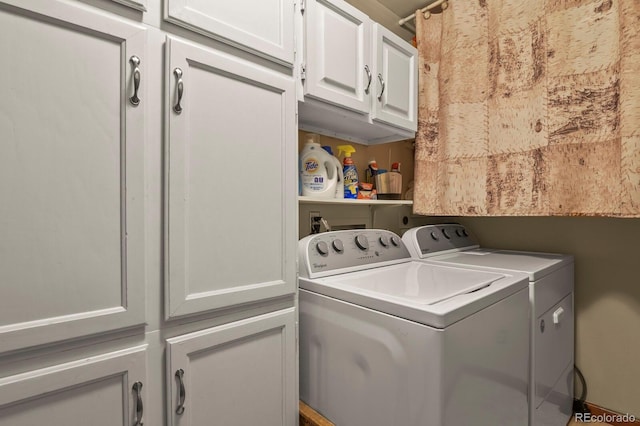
(300, 0, 305, 14)
(300, 63, 306, 81)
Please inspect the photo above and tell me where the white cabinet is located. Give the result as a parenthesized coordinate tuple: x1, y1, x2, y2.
(298, 0, 417, 144)
(304, 0, 371, 113)
(0, 345, 147, 426)
(166, 309, 296, 426)
(164, 0, 294, 66)
(164, 37, 297, 320)
(371, 23, 418, 132)
(0, 0, 146, 354)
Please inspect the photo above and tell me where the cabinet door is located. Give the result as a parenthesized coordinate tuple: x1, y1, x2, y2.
(304, 0, 371, 114)
(111, 0, 147, 11)
(0, 1, 146, 354)
(165, 0, 294, 66)
(0, 345, 147, 426)
(165, 37, 296, 319)
(371, 23, 418, 132)
(166, 309, 296, 426)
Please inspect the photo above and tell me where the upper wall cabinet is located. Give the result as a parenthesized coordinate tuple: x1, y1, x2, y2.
(371, 23, 418, 132)
(298, 0, 417, 144)
(164, 37, 297, 320)
(304, 0, 371, 114)
(0, 0, 146, 354)
(164, 0, 295, 66)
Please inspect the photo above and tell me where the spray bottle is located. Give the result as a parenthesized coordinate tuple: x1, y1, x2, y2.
(337, 145, 359, 199)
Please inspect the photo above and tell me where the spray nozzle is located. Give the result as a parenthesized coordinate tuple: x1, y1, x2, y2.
(337, 145, 356, 157)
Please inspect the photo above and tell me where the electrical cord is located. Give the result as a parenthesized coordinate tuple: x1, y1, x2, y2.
(573, 365, 590, 415)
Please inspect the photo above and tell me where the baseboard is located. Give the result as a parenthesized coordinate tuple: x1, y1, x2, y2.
(577, 402, 640, 425)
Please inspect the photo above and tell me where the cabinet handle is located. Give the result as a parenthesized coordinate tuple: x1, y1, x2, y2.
(175, 368, 186, 415)
(377, 74, 385, 101)
(364, 65, 372, 94)
(132, 381, 144, 426)
(129, 56, 141, 106)
(173, 68, 184, 115)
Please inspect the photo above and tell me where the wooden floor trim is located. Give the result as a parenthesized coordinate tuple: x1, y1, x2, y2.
(299, 401, 335, 426)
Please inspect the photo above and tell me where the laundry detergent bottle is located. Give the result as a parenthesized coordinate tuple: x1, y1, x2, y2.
(337, 145, 359, 199)
(322, 146, 344, 199)
(300, 134, 338, 198)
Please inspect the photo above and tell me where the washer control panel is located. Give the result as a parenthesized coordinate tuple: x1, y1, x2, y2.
(299, 229, 410, 277)
(407, 224, 479, 257)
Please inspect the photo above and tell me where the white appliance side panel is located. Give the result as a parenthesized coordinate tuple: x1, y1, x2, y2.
(534, 293, 574, 410)
(0, 0, 146, 353)
(532, 363, 574, 426)
(533, 264, 574, 318)
(299, 290, 444, 426)
(165, 0, 294, 65)
(442, 287, 529, 426)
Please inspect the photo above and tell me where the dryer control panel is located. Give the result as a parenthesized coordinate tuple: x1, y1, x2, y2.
(402, 224, 480, 259)
(298, 229, 411, 278)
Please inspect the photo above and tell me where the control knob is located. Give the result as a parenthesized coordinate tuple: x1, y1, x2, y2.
(430, 232, 439, 241)
(379, 236, 389, 247)
(390, 236, 400, 247)
(355, 235, 369, 251)
(332, 239, 344, 253)
(442, 229, 451, 239)
(316, 241, 329, 256)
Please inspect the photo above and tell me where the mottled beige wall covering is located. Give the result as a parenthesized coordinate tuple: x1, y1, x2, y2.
(413, 0, 640, 216)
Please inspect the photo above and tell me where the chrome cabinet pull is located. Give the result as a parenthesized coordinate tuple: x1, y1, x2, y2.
(364, 65, 372, 94)
(129, 56, 141, 106)
(132, 381, 144, 426)
(377, 74, 385, 101)
(175, 369, 186, 415)
(173, 68, 184, 114)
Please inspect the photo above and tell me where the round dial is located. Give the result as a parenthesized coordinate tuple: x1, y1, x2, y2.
(379, 236, 389, 247)
(390, 236, 400, 247)
(462, 228, 469, 237)
(430, 231, 439, 241)
(316, 241, 329, 255)
(332, 239, 344, 253)
(442, 229, 451, 239)
(355, 235, 369, 251)
(456, 229, 463, 237)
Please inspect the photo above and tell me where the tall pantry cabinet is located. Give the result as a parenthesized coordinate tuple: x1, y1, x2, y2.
(0, 1, 297, 425)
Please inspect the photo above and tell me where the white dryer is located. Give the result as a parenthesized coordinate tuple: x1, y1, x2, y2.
(298, 229, 530, 426)
(402, 224, 574, 426)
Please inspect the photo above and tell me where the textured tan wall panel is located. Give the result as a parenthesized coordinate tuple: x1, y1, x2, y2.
(488, 84, 547, 155)
(438, 158, 488, 215)
(620, 0, 640, 52)
(440, 0, 488, 53)
(487, 150, 549, 215)
(413, 160, 440, 215)
(439, 43, 489, 103)
(621, 136, 640, 215)
(546, 1, 619, 77)
(439, 102, 488, 159)
(547, 140, 622, 215)
(620, 55, 640, 138)
(488, 0, 544, 33)
(547, 70, 620, 145)
(489, 21, 546, 98)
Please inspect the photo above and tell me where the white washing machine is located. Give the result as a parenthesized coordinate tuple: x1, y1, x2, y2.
(298, 229, 530, 426)
(402, 224, 574, 426)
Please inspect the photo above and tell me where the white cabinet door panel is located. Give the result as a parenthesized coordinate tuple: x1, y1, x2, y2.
(372, 23, 418, 132)
(304, 0, 371, 114)
(0, 1, 146, 354)
(166, 309, 296, 426)
(0, 345, 147, 426)
(165, 0, 294, 66)
(165, 37, 296, 319)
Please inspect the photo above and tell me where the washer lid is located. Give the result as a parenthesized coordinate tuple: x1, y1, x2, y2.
(300, 261, 529, 328)
(428, 249, 573, 281)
